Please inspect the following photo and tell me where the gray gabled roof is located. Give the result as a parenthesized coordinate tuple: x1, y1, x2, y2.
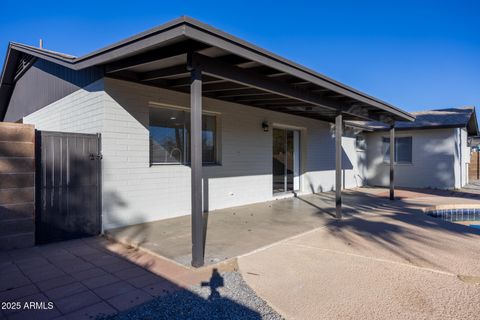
(0, 16, 415, 122)
(348, 106, 479, 136)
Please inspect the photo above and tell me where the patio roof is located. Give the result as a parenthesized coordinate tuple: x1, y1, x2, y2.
(348, 106, 479, 136)
(0, 16, 415, 124)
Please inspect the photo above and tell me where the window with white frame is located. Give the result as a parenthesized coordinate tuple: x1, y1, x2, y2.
(382, 136, 412, 164)
(149, 107, 217, 164)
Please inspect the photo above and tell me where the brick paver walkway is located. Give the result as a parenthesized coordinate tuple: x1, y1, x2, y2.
(0, 237, 229, 320)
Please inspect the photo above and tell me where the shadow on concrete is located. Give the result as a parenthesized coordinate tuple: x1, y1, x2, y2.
(105, 268, 265, 320)
(314, 188, 480, 270)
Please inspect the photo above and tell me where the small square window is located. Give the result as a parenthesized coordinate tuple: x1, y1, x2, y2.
(383, 136, 412, 164)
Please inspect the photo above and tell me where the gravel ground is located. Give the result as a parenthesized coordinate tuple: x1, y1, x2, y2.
(104, 271, 283, 320)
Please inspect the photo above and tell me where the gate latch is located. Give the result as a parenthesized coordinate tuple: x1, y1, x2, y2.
(89, 153, 103, 160)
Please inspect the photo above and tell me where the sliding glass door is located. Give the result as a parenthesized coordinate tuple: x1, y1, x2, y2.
(273, 128, 300, 194)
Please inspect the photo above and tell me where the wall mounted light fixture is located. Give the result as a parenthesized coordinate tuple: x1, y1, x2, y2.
(262, 121, 269, 132)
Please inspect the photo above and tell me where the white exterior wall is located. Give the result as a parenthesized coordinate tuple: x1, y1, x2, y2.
(23, 79, 105, 134)
(366, 128, 458, 189)
(458, 128, 470, 187)
(21, 77, 366, 229)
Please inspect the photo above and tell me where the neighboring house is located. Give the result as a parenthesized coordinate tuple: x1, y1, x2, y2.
(469, 136, 480, 151)
(354, 107, 478, 189)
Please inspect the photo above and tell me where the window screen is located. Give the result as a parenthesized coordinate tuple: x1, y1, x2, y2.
(382, 136, 412, 164)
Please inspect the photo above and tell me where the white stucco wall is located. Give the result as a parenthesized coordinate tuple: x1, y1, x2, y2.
(22, 77, 366, 229)
(365, 128, 459, 189)
(458, 128, 470, 187)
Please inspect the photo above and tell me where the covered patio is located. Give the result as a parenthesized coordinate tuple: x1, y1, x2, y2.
(105, 187, 479, 267)
(105, 191, 355, 266)
(94, 17, 415, 267)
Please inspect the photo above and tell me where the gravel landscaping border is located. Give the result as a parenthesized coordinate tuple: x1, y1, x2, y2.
(103, 271, 283, 320)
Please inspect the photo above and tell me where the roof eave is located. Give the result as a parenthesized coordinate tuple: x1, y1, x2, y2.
(0, 16, 415, 123)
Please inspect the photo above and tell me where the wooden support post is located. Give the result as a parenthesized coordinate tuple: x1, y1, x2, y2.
(389, 126, 395, 200)
(335, 114, 342, 219)
(190, 68, 204, 268)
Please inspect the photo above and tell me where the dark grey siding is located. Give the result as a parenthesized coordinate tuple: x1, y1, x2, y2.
(4, 59, 103, 122)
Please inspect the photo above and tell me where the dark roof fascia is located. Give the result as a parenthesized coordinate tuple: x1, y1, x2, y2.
(0, 46, 20, 120)
(370, 124, 467, 133)
(370, 107, 479, 136)
(468, 107, 479, 136)
(180, 18, 414, 122)
(344, 121, 374, 131)
(1, 16, 415, 122)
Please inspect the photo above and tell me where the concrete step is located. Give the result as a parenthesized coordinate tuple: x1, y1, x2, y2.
(0, 232, 35, 250)
(0, 218, 34, 237)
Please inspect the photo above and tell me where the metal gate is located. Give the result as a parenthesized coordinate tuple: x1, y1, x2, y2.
(36, 131, 102, 244)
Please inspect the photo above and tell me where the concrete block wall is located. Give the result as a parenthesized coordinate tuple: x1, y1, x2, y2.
(0, 122, 36, 250)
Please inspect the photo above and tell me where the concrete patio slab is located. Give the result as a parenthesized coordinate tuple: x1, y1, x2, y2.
(106, 194, 334, 265)
(237, 188, 480, 320)
(2, 186, 480, 319)
(106, 186, 480, 267)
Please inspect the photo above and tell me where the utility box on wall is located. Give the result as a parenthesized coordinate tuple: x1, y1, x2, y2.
(0, 122, 35, 250)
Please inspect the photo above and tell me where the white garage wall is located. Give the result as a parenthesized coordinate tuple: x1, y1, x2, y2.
(365, 128, 457, 189)
(23, 77, 366, 229)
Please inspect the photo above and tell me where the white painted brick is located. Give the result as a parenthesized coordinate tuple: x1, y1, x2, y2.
(22, 77, 366, 229)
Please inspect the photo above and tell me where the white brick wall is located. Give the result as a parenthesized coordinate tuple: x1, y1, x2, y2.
(23, 79, 105, 134)
(22, 77, 366, 229)
(101, 78, 366, 228)
(365, 128, 458, 189)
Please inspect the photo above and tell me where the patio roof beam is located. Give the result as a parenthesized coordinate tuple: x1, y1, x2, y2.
(335, 113, 343, 219)
(189, 53, 379, 122)
(272, 109, 339, 123)
(250, 101, 316, 107)
(202, 82, 250, 93)
(189, 53, 341, 108)
(139, 65, 189, 81)
(213, 89, 273, 99)
(233, 96, 298, 103)
(168, 76, 225, 88)
(105, 41, 210, 73)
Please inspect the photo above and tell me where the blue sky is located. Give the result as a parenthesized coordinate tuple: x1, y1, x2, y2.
(1, 0, 478, 113)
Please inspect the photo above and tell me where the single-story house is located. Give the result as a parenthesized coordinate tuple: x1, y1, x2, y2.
(351, 106, 479, 190)
(5, 16, 468, 266)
